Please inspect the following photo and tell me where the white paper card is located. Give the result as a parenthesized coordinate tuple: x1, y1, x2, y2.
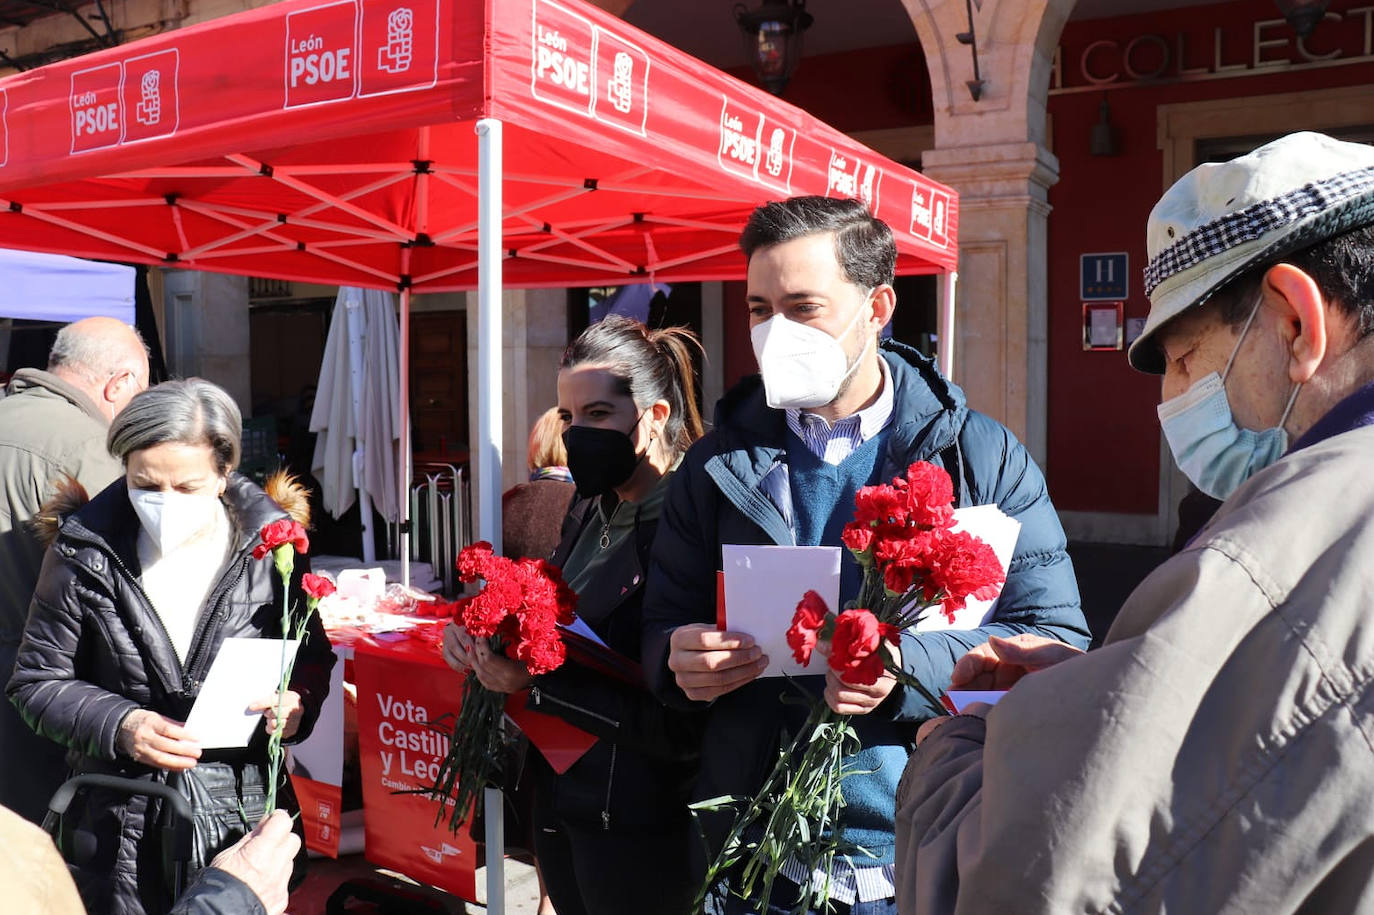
(945, 690, 1007, 712)
(722, 544, 841, 678)
(560, 616, 609, 649)
(915, 504, 1021, 632)
(184, 637, 300, 749)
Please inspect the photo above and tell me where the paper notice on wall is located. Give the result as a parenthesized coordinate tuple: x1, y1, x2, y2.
(184, 637, 300, 748)
(915, 505, 1021, 632)
(721, 544, 841, 678)
(1089, 307, 1119, 347)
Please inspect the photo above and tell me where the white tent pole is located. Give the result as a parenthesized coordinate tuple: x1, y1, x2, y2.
(476, 115, 505, 915)
(938, 270, 958, 380)
(398, 286, 412, 588)
(345, 293, 377, 564)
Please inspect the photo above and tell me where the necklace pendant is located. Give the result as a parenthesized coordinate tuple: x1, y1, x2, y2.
(599, 526, 611, 550)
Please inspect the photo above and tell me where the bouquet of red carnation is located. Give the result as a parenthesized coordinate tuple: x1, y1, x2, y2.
(425, 541, 577, 832)
(698, 462, 1006, 912)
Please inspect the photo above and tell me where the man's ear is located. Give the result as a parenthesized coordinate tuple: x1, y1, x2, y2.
(869, 284, 897, 331)
(102, 370, 129, 407)
(1265, 264, 1327, 385)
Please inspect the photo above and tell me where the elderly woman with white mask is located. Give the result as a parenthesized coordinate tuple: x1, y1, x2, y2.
(8, 378, 335, 915)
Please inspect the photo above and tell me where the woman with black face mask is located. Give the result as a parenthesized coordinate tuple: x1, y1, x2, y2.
(442, 315, 706, 915)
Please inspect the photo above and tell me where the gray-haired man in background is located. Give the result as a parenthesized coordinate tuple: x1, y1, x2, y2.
(0, 316, 148, 821)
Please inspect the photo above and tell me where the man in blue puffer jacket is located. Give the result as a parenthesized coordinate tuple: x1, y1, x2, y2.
(641, 196, 1089, 915)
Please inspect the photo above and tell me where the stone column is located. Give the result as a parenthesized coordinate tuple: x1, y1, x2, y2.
(465, 288, 567, 496)
(921, 143, 1057, 463)
(901, 0, 1074, 467)
(161, 269, 252, 413)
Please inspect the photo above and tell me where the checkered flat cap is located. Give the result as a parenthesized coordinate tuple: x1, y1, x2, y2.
(1129, 131, 1374, 374)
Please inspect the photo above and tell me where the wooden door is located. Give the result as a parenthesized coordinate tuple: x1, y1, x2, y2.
(411, 311, 468, 461)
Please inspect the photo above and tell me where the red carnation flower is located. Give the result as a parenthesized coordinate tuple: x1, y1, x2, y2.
(901, 462, 956, 529)
(841, 523, 875, 556)
(875, 530, 941, 595)
(253, 519, 309, 559)
(828, 608, 889, 686)
(301, 573, 336, 601)
(786, 590, 830, 666)
(852, 484, 909, 532)
(928, 529, 1006, 624)
(456, 542, 495, 583)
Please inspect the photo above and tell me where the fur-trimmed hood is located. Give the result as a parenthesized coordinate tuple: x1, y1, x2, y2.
(30, 469, 312, 548)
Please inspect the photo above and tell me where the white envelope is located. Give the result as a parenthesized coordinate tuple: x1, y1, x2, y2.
(721, 544, 841, 678)
(944, 689, 1007, 712)
(184, 637, 301, 749)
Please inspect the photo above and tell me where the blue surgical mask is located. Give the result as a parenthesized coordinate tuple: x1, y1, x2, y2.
(1156, 295, 1301, 501)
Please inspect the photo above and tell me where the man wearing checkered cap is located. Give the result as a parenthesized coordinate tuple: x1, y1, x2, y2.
(892, 131, 1374, 914)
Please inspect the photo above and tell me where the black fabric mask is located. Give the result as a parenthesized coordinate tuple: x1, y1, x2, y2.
(562, 423, 645, 498)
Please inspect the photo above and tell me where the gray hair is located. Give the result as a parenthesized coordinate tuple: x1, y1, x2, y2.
(108, 378, 242, 474)
(48, 320, 148, 381)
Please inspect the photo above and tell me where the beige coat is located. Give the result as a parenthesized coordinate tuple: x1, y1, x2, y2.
(0, 804, 86, 915)
(0, 368, 121, 637)
(896, 424, 1374, 914)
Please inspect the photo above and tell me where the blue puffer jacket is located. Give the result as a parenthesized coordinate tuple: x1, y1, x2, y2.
(642, 341, 1090, 871)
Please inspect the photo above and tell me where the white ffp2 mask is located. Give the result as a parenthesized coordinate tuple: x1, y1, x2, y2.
(750, 300, 872, 410)
(128, 489, 222, 555)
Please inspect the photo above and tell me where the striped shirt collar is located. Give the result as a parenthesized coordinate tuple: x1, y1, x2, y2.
(785, 355, 894, 465)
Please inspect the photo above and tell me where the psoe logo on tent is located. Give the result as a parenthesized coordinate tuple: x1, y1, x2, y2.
(285, 0, 359, 109)
(122, 49, 179, 144)
(719, 98, 794, 193)
(590, 27, 649, 137)
(910, 182, 952, 248)
(718, 100, 758, 177)
(359, 0, 439, 98)
(71, 63, 124, 154)
(531, 0, 596, 117)
(826, 152, 882, 212)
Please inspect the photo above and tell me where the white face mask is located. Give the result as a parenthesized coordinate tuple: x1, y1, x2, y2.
(128, 488, 223, 555)
(1156, 293, 1301, 500)
(750, 295, 874, 409)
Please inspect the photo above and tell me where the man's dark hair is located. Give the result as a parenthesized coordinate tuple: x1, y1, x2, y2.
(1213, 223, 1374, 337)
(739, 196, 896, 289)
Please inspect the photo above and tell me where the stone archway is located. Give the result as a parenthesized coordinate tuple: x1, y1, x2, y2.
(900, 0, 1076, 466)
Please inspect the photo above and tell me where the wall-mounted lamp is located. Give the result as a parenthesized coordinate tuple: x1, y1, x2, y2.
(734, 0, 813, 96)
(1090, 97, 1117, 157)
(1273, 0, 1331, 37)
(954, 0, 985, 101)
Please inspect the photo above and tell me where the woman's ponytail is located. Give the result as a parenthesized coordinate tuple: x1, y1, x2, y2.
(648, 326, 705, 450)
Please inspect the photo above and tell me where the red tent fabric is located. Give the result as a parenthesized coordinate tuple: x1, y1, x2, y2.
(0, 0, 956, 290)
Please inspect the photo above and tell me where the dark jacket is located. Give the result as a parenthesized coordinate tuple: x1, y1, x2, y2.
(7, 473, 336, 915)
(642, 342, 1090, 864)
(525, 492, 703, 832)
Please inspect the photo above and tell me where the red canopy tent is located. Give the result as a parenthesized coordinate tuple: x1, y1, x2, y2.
(0, 0, 959, 903)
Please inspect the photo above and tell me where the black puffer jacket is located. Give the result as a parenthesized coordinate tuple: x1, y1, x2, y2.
(7, 473, 336, 915)
(525, 492, 704, 831)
